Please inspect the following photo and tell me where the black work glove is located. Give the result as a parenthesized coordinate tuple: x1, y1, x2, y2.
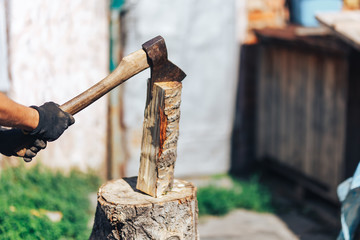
(0, 128, 47, 162)
(30, 102, 75, 141)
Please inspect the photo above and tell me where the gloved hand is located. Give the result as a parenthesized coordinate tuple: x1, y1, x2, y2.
(30, 102, 75, 141)
(0, 128, 47, 162)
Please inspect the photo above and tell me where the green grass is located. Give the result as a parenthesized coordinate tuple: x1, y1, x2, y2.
(0, 163, 100, 240)
(197, 175, 273, 216)
(0, 165, 272, 237)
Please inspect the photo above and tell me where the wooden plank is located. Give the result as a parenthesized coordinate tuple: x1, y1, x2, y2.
(317, 11, 360, 26)
(300, 53, 306, 175)
(304, 55, 317, 177)
(270, 46, 278, 160)
(269, 47, 275, 161)
(333, 57, 348, 188)
(256, 46, 268, 159)
(292, 50, 307, 171)
(286, 48, 296, 168)
(255, 27, 347, 54)
(316, 11, 360, 50)
(137, 81, 182, 198)
(345, 51, 360, 180)
(278, 48, 288, 165)
(263, 46, 272, 158)
(261, 46, 275, 158)
(312, 55, 325, 182)
(320, 58, 336, 185)
(294, 26, 331, 37)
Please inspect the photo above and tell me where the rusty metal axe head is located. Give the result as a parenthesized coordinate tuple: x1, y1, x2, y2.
(142, 36, 186, 86)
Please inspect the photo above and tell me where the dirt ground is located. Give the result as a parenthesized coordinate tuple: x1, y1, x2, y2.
(199, 209, 298, 240)
(194, 172, 341, 240)
(198, 206, 338, 240)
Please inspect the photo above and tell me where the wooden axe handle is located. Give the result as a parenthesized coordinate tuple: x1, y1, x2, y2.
(17, 49, 149, 157)
(62, 49, 149, 115)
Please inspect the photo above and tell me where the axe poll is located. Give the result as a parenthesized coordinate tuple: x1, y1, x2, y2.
(17, 36, 186, 158)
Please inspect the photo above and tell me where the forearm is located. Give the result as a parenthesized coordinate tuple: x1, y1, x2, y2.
(0, 93, 39, 131)
(0, 96, 74, 161)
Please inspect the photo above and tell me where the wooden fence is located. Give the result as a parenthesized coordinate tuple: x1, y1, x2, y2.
(255, 28, 360, 201)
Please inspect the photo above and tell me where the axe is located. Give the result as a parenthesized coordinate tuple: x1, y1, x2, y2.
(17, 36, 186, 158)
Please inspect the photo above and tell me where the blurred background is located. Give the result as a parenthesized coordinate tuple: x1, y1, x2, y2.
(1, 0, 360, 239)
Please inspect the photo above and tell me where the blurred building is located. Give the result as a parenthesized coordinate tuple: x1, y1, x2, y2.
(3, 0, 358, 199)
(0, 0, 109, 174)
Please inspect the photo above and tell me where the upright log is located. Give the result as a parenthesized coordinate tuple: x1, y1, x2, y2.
(137, 81, 182, 197)
(89, 177, 199, 240)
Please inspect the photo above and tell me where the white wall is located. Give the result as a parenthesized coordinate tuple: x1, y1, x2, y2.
(0, 0, 10, 92)
(7, 0, 109, 172)
(122, 0, 239, 177)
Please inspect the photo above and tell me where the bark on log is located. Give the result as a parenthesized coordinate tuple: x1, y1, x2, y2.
(137, 81, 182, 197)
(89, 177, 199, 240)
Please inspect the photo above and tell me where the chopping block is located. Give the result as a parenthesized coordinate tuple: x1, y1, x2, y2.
(90, 36, 199, 240)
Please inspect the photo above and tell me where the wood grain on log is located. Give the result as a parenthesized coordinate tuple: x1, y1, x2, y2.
(137, 81, 182, 198)
(89, 177, 199, 240)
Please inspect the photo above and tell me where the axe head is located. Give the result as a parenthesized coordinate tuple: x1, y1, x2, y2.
(142, 36, 186, 86)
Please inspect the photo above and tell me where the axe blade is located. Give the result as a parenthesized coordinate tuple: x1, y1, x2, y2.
(142, 36, 186, 84)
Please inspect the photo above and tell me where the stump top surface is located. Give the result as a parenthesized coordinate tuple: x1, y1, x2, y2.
(99, 177, 196, 205)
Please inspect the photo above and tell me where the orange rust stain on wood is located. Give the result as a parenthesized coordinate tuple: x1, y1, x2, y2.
(158, 105, 167, 157)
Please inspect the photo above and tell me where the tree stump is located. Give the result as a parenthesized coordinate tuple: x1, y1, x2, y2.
(89, 177, 199, 240)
